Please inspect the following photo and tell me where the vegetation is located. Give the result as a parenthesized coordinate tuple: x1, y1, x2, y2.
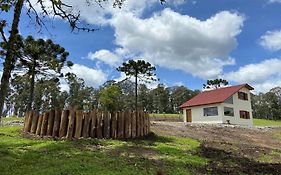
(253, 118, 281, 127)
(117, 60, 158, 111)
(203, 78, 229, 89)
(0, 126, 207, 175)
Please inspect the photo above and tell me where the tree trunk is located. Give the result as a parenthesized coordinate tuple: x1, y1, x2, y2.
(0, 0, 24, 121)
(135, 72, 138, 111)
(27, 58, 36, 112)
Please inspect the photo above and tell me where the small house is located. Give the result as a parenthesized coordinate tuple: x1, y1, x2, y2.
(180, 84, 254, 126)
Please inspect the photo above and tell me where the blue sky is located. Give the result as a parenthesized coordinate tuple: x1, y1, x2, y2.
(2, 0, 281, 92)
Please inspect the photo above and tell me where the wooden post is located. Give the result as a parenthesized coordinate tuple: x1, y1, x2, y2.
(31, 112, 39, 134)
(24, 112, 32, 133)
(124, 111, 131, 138)
(136, 111, 140, 137)
(74, 110, 83, 139)
(82, 112, 90, 138)
(36, 114, 43, 135)
(144, 113, 148, 135)
(131, 111, 136, 138)
(59, 110, 69, 138)
(110, 112, 117, 139)
(66, 110, 75, 139)
(103, 111, 110, 139)
(90, 109, 97, 138)
(47, 110, 55, 136)
(96, 110, 103, 139)
(117, 112, 124, 139)
(40, 112, 49, 136)
(140, 111, 144, 137)
(147, 112, 150, 133)
(26, 112, 33, 133)
(23, 111, 29, 131)
(52, 110, 62, 137)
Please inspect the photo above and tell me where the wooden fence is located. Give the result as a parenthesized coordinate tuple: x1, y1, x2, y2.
(23, 109, 150, 139)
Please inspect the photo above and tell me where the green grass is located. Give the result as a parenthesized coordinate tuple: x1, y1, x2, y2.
(0, 126, 207, 175)
(149, 113, 181, 118)
(1, 117, 24, 121)
(253, 118, 281, 126)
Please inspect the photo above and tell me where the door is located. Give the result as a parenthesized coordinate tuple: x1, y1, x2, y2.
(186, 109, 192, 122)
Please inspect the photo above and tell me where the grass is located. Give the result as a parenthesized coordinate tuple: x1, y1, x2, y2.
(0, 126, 207, 175)
(149, 113, 181, 118)
(253, 118, 281, 126)
(1, 117, 24, 121)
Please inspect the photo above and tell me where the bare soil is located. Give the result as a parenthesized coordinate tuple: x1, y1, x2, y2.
(151, 121, 281, 175)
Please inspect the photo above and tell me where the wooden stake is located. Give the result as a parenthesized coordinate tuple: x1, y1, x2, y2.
(59, 110, 69, 138)
(74, 110, 83, 139)
(66, 110, 75, 139)
(40, 112, 49, 136)
(47, 110, 55, 136)
(52, 109, 62, 137)
(82, 112, 90, 138)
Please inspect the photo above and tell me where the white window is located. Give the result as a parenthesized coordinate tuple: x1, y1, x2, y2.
(203, 107, 218, 116)
(224, 107, 234, 116)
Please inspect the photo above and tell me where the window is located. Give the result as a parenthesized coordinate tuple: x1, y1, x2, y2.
(224, 96, 233, 104)
(203, 107, 218, 116)
(224, 107, 234, 116)
(240, 110, 250, 119)
(238, 92, 248, 100)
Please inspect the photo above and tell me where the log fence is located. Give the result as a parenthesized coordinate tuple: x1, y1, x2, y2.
(23, 109, 150, 139)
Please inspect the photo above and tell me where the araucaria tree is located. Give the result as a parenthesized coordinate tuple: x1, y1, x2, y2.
(117, 60, 157, 111)
(14, 35, 72, 111)
(0, 0, 126, 119)
(203, 78, 229, 89)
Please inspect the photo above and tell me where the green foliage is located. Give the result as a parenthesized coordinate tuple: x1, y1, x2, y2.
(65, 73, 97, 111)
(99, 84, 121, 111)
(203, 79, 229, 89)
(252, 87, 281, 120)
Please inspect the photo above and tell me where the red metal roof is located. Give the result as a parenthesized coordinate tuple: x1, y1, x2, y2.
(180, 84, 254, 108)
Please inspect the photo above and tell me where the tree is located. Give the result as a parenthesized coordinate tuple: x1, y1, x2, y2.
(99, 84, 121, 112)
(203, 78, 229, 89)
(0, 0, 127, 119)
(13, 35, 72, 111)
(117, 60, 157, 111)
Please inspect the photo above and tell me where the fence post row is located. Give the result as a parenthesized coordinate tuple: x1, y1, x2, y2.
(23, 109, 150, 139)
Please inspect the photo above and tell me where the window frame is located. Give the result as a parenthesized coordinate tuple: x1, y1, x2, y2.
(239, 110, 250, 119)
(238, 92, 248, 101)
(203, 107, 218, 116)
(224, 107, 234, 117)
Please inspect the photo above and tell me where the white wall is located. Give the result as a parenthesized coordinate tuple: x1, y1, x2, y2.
(183, 103, 223, 124)
(222, 87, 253, 126)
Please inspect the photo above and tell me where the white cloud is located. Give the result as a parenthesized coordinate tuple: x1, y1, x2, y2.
(224, 58, 281, 93)
(268, 0, 281, 3)
(110, 9, 243, 79)
(88, 49, 121, 67)
(62, 64, 107, 87)
(114, 72, 159, 89)
(260, 30, 281, 51)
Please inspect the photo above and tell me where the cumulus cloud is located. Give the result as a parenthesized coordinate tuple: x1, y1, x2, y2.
(109, 9, 243, 79)
(88, 50, 121, 67)
(62, 64, 107, 87)
(224, 59, 281, 92)
(260, 30, 281, 51)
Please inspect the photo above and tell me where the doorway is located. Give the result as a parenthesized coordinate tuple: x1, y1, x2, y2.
(186, 109, 192, 122)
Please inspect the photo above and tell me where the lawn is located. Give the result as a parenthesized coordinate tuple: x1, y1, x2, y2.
(149, 113, 181, 118)
(253, 118, 281, 126)
(0, 126, 207, 175)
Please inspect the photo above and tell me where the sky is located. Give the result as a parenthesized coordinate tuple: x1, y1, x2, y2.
(1, 0, 281, 93)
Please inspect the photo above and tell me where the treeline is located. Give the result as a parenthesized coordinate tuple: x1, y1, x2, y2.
(252, 87, 281, 120)
(4, 77, 199, 117)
